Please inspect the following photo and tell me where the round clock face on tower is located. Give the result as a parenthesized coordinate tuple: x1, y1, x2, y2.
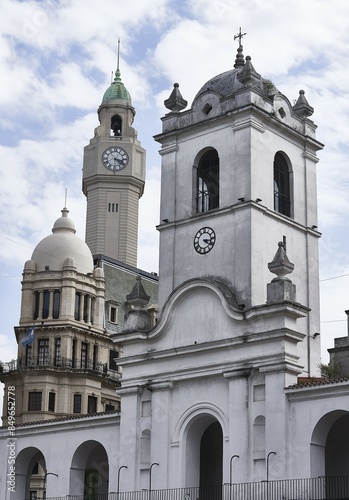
(193, 227, 216, 254)
(101, 146, 129, 171)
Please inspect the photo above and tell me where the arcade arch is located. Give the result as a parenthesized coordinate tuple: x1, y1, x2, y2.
(70, 440, 109, 499)
(311, 410, 349, 478)
(15, 447, 47, 500)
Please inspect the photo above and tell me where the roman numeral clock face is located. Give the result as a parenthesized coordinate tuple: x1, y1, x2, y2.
(194, 227, 216, 254)
(101, 147, 129, 171)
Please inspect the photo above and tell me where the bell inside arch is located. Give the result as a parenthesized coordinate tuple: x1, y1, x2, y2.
(111, 114, 122, 137)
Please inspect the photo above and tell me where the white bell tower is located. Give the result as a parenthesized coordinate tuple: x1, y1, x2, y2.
(155, 38, 324, 374)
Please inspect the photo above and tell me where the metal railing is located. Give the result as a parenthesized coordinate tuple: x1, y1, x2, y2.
(1, 356, 119, 380)
(40, 476, 349, 500)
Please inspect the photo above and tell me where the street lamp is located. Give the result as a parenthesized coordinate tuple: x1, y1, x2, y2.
(229, 455, 239, 485)
(266, 452, 276, 483)
(229, 455, 239, 500)
(149, 462, 159, 496)
(44, 472, 58, 478)
(266, 452, 276, 500)
(44, 472, 58, 498)
(117, 465, 128, 497)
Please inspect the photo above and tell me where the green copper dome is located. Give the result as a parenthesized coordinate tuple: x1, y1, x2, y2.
(102, 68, 131, 103)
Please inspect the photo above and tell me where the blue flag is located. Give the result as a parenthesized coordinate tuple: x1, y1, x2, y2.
(21, 326, 35, 346)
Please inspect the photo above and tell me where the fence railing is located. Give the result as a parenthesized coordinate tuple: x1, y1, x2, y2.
(40, 476, 349, 500)
(1, 356, 119, 380)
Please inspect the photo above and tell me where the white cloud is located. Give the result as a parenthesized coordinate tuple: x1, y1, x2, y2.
(1, 0, 349, 374)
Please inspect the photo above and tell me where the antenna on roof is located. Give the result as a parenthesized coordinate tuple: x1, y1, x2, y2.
(117, 37, 120, 71)
(64, 188, 68, 208)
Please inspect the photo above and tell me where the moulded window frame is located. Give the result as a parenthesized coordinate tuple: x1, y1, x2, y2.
(48, 391, 56, 412)
(273, 151, 294, 219)
(28, 391, 42, 411)
(73, 393, 82, 414)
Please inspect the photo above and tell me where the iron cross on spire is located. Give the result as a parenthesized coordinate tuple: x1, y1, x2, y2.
(234, 27, 246, 47)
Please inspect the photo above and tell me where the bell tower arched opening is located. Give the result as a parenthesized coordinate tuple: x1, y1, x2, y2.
(111, 114, 122, 137)
(196, 149, 219, 213)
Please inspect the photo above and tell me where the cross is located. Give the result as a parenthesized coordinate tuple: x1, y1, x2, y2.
(234, 27, 247, 47)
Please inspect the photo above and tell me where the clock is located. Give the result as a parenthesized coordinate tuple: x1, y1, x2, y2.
(101, 146, 129, 171)
(194, 227, 216, 254)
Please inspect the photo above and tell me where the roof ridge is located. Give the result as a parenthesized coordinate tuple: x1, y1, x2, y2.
(0, 410, 119, 429)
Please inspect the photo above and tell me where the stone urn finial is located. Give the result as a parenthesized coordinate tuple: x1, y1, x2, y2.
(267, 241, 296, 302)
(268, 241, 294, 281)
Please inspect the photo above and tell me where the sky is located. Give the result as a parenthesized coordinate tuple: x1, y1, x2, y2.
(1, 0, 349, 375)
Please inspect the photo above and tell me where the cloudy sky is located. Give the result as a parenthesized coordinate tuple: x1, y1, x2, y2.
(1, 0, 349, 370)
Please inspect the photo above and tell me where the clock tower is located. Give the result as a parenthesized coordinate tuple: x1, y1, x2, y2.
(83, 50, 145, 266)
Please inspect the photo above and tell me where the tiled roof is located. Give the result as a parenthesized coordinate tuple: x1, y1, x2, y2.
(0, 410, 119, 429)
(287, 377, 349, 390)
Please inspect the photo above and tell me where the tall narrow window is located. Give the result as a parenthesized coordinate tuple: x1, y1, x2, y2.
(81, 342, 88, 369)
(33, 291, 40, 320)
(52, 290, 60, 319)
(93, 345, 98, 370)
(109, 305, 117, 323)
(38, 339, 49, 366)
(91, 297, 95, 325)
(42, 290, 50, 319)
(87, 395, 97, 414)
(197, 150, 219, 213)
(73, 394, 82, 413)
(54, 338, 61, 366)
(83, 295, 88, 323)
(48, 392, 55, 412)
(74, 292, 81, 320)
(274, 152, 291, 217)
(26, 344, 33, 367)
(109, 350, 118, 372)
(72, 338, 77, 368)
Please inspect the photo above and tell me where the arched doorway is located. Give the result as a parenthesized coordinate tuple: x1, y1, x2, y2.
(200, 422, 223, 487)
(70, 440, 109, 499)
(185, 414, 223, 497)
(15, 447, 47, 500)
(326, 413, 349, 476)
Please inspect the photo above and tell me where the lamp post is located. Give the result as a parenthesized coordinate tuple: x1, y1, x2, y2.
(44, 472, 58, 498)
(149, 462, 159, 498)
(117, 465, 128, 498)
(266, 452, 276, 500)
(229, 455, 239, 485)
(229, 455, 239, 500)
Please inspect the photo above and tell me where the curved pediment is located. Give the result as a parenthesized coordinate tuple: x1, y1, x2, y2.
(146, 277, 244, 346)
